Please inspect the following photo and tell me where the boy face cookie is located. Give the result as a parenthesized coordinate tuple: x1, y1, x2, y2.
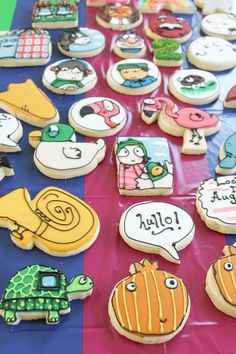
(201, 14, 236, 41)
(113, 31, 146, 58)
(0, 114, 23, 152)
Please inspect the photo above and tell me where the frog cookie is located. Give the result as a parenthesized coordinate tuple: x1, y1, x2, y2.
(0, 156, 14, 182)
(108, 258, 190, 344)
(0, 114, 23, 153)
(224, 85, 236, 108)
(152, 39, 183, 67)
(0, 186, 100, 256)
(215, 132, 236, 175)
(136, 0, 196, 14)
(201, 14, 236, 41)
(113, 31, 146, 58)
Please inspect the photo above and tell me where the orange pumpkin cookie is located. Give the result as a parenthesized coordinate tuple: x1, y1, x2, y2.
(108, 258, 190, 344)
(206, 244, 236, 317)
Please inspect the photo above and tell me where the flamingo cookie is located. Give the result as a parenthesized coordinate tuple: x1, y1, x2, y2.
(141, 97, 220, 155)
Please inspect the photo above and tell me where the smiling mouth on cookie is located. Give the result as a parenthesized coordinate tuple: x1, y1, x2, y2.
(160, 318, 167, 323)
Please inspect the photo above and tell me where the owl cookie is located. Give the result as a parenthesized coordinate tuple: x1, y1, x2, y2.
(152, 39, 183, 67)
(201, 14, 236, 41)
(113, 31, 146, 58)
(215, 132, 236, 175)
(0, 114, 23, 153)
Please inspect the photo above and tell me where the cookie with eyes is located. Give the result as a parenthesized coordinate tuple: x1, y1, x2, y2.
(215, 132, 236, 175)
(113, 30, 146, 59)
(187, 36, 236, 71)
(201, 14, 236, 41)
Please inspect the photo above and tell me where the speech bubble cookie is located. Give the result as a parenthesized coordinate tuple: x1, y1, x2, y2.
(196, 176, 236, 234)
(119, 201, 195, 263)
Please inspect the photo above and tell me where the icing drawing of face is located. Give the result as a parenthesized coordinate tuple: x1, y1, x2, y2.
(114, 31, 146, 58)
(215, 132, 236, 175)
(201, 14, 236, 41)
(0, 35, 18, 58)
(0, 113, 23, 152)
(135, 0, 196, 14)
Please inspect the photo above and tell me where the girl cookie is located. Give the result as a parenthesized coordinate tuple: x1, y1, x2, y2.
(152, 38, 183, 67)
(194, 0, 234, 15)
(29, 123, 106, 179)
(108, 258, 190, 344)
(96, 4, 143, 31)
(0, 186, 100, 256)
(215, 132, 236, 175)
(69, 97, 127, 137)
(115, 137, 174, 196)
(58, 28, 105, 58)
(113, 31, 146, 59)
(224, 85, 236, 108)
(201, 14, 236, 41)
(0, 156, 14, 182)
(42, 59, 97, 95)
(0, 114, 23, 152)
(168, 69, 220, 105)
(106, 59, 161, 95)
(146, 14, 192, 43)
(136, 0, 196, 14)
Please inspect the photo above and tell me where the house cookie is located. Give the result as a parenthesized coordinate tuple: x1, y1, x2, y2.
(224, 85, 236, 108)
(136, 0, 196, 14)
(69, 97, 127, 137)
(0, 114, 23, 152)
(113, 31, 146, 59)
(152, 38, 183, 67)
(0, 156, 14, 182)
(215, 132, 236, 175)
(201, 14, 236, 41)
(194, 0, 234, 15)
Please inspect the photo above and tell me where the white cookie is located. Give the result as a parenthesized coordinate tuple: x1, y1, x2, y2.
(201, 14, 236, 41)
(113, 30, 146, 58)
(215, 132, 236, 175)
(0, 114, 23, 152)
(195, 0, 234, 15)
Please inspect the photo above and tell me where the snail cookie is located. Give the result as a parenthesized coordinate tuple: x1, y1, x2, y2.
(215, 132, 236, 175)
(0, 29, 51, 67)
(42, 59, 97, 95)
(0, 79, 59, 127)
(152, 39, 183, 67)
(96, 4, 142, 31)
(201, 14, 236, 41)
(108, 258, 190, 344)
(0, 156, 14, 182)
(0, 264, 93, 325)
(195, 0, 234, 15)
(187, 37, 236, 71)
(113, 31, 146, 59)
(69, 97, 127, 137)
(168, 69, 220, 105)
(0, 186, 100, 256)
(136, 0, 196, 14)
(206, 244, 236, 317)
(106, 59, 161, 95)
(58, 28, 105, 58)
(224, 85, 236, 108)
(146, 14, 192, 43)
(115, 136, 173, 196)
(0, 114, 23, 153)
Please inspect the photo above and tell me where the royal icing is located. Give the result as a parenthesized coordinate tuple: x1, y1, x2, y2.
(216, 132, 236, 173)
(96, 4, 142, 29)
(0, 155, 14, 182)
(195, 0, 235, 15)
(136, 0, 196, 14)
(225, 85, 236, 103)
(0, 114, 23, 152)
(148, 15, 191, 40)
(114, 31, 146, 55)
(152, 38, 183, 65)
(201, 14, 236, 40)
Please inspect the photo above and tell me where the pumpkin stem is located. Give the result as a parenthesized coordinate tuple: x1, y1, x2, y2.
(129, 258, 160, 275)
(223, 244, 236, 256)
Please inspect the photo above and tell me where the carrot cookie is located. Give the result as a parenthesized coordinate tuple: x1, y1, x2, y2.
(108, 258, 190, 344)
(0, 156, 14, 182)
(113, 31, 146, 59)
(0, 114, 23, 153)
(136, 0, 196, 14)
(152, 38, 183, 67)
(69, 97, 127, 137)
(224, 85, 236, 108)
(195, 0, 234, 15)
(201, 14, 236, 41)
(215, 132, 236, 175)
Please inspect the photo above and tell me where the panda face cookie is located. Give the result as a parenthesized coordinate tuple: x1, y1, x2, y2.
(113, 31, 146, 58)
(201, 14, 236, 41)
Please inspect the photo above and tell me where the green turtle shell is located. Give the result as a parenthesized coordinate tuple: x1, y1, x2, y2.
(0, 265, 69, 312)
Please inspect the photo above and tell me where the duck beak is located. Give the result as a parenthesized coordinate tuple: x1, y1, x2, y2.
(28, 130, 42, 149)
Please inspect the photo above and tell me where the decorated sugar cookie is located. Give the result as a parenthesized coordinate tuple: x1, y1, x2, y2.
(141, 97, 220, 155)
(119, 201, 195, 263)
(215, 132, 236, 175)
(58, 28, 105, 58)
(87, 0, 130, 6)
(0, 186, 100, 256)
(0, 114, 23, 152)
(42, 59, 97, 95)
(146, 14, 192, 43)
(0, 264, 93, 325)
(115, 137, 173, 196)
(152, 39, 183, 67)
(29, 123, 106, 179)
(168, 69, 220, 105)
(108, 258, 190, 344)
(0, 156, 14, 182)
(0, 29, 51, 67)
(224, 85, 236, 108)
(69, 97, 127, 137)
(136, 0, 196, 14)
(196, 176, 236, 234)
(201, 14, 236, 41)
(107, 59, 161, 95)
(206, 245, 236, 318)
(195, 0, 235, 15)
(96, 4, 142, 31)
(187, 37, 236, 71)
(32, 0, 78, 29)
(0, 79, 59, 127)
(113, 31, 146, 59)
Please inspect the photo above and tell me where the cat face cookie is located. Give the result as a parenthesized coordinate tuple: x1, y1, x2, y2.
(224, 85, 236, 108)
(0, 114, 23, 152)
(0, 156, 14, 182)
(136, 0, 196, 14)
(113, 31, 146, 58)
(215, 132, 236, 175)
(152, 38, 183, 67)
(201, 14, 236, 41)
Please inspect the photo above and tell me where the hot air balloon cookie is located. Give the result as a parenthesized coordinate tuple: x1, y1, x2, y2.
(216, 132, 236, 175)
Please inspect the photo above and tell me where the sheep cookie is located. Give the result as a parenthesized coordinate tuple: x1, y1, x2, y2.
(0, 114, 23, 153)
(168, 69, 220, 105)
(108, 258, 190, 344)
(58, 28, 105, 58)
(107, 59, 161, 95)
(136, 0, 196, 14)
(201, 14, 236, 41)
(216, 132, 236, 175)
(152, 39, 183, 67)
(224, 85, 236, 108)
(113, 31, 146, 59)
(69, 97, 127, 137)
(42, 59, 97, 95)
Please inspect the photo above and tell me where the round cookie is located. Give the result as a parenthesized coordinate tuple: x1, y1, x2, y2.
(96, 4, 142, 31)
(201, 14, 236, 41)
(106, 58, 161, 95)
(58, 27, 105, 58)
(168, 69, 220, 105)
(42, 59, 97, 95)
(187, 36, 236, 71)
(215, 132, 236, 175)
(113, 31, 146, 58)
(69, 97, 127, 137)
(146, 14, 192, 43)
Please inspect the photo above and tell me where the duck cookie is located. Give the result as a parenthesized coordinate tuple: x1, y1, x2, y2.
(152, 39, 183, 67)
(106, 59, 161, 95)
(69, 97, 127, 137)
(215, 132, 236, 175)
(141, 97, 220, 155)
(0, 186, 100, 256)
(0, 79, 59, 127)
(32, 0, 78, 29)
(194, 0, 234, 15)
(146, 14, 192, 43)
(136, 0, 196, 14)
(187, 37, 236, 71)
(42, 59, 97, 95)
(224, 85, 236, 108)
(0, 114, 23, 153)
(115, 137, 173, 196)
(0, 29, 51, 67)
(206, 245, 236, 318)
(113, 31, 146, 59)
(87, 0, 130, 6)
(168, 69, 220, 105)
(0, 264, 93, 325)
(29, 123, 106, 179)
(96, 4, 142, 31)
(196, 176, 236, 234)
(0, 156, 14, 182)
(201, 14, 236, 41)
(58, 28, 105, 58)
(108, 258, 190, 344)
(119, 201, 195, 263)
